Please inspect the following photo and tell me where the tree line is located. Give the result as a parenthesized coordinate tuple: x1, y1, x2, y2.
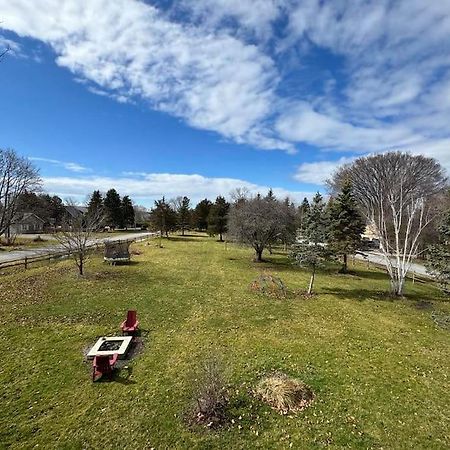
(148, 196, 230, 241)
(2, 147, 450, 296)
(86, 189, 135, 229)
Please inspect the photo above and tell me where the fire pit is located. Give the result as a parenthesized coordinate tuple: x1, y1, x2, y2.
(87, 336, 133, 359)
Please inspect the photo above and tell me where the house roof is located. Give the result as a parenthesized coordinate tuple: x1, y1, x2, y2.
(64, 205, 87, 218)
(12, 212, 45, 224)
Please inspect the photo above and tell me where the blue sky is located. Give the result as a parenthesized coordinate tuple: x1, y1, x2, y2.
(1, 0, 449, 206)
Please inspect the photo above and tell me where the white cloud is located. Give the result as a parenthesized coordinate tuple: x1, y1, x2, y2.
(30, 157, 90, 173)
(276, 103, 421, 153)
(0, 0, 287, 150)
(175, 0, 284, 41)
(294, 157, 356, 185)
(1, 0, 449, 171)
(0, 35, 23, 57)
(42, 172, 314, 206)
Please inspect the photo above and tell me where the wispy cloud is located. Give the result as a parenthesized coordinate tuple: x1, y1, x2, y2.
(30, 157, 90, 173)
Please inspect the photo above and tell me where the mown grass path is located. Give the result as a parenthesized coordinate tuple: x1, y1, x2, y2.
(1, 234, 449, 449)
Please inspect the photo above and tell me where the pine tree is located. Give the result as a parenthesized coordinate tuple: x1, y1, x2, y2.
(177, 196, 191, 235)
(193, 198, 212, 231)
(121, 195, 135, 229)
(290, 192, 329, 294)
(426, 208, 450, 295)
(280, 197, 297, 250)
(207, 196, 230, 242)
(87, 190, 103, 217)
(265, 188, 276, 202)
(297, 197, 310, 231)
(104, 189, 122, 228)
(328, 181, 365, 272)
(150, 197, 177, 244)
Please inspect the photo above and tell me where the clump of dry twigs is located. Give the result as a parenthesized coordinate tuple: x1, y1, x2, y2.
(186, 355, 229, 429)
(250, 273, 287, 298)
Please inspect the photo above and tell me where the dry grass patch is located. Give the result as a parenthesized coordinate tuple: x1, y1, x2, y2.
(255, 372, 314, 414)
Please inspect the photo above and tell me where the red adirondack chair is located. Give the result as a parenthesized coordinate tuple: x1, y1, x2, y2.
(92, 353, 118, 381)
(121, 310, 139, 334)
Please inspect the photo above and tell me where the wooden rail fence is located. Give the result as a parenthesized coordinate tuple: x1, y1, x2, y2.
(0, 234, 155, 272)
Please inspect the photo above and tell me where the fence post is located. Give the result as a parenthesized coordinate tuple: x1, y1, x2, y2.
(24, 257, 28, 270)
(412, 271, 415, 284)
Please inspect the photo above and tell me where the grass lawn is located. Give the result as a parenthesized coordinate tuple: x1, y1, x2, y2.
(0, 237, 58, 251)
(1, 234, 449, 449)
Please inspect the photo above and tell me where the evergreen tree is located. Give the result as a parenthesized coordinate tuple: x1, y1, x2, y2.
(297, 197, 310, 231)
(177, 196, 191, 235)
(193, 198, 212, 231)
(426, 207, 450, 295)
(121, 195, 135, 228)
(87, 190, 103, 217)
(290, 192, 330, 294)
(207, 196, 230, 242)
(150, 197, 177, 243)
(328, 181, 365, 272)
(280, 197, 297, 249)
(48, 195, 66, 227)
(104, 189, 122, 228)
(265, 188, 276, 202)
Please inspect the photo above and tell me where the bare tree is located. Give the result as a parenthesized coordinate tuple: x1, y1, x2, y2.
(55, 203, 104, 276)
(0, 149, 41, 242)
(227, 193, 285, 261)
(329, 152, 447, 296)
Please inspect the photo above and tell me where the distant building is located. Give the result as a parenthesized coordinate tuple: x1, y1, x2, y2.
(9, 213, 45, 235)
(64, 205, 87, 222)
(362, 223, 381, 249)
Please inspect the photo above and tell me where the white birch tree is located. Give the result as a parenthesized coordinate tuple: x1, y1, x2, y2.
(329, 152, 447, 296)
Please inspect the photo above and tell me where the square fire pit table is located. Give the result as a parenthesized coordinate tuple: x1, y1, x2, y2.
(87, 336, 133, 359)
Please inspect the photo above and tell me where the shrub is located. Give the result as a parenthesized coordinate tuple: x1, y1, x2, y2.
(251, 274, 286, 298)
(186, 355, 228, 429)
(255, 372, 314, 414)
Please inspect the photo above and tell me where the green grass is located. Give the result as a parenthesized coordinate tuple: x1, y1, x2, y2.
(1, 234, 449, 449)
(0, 237, 57, 251)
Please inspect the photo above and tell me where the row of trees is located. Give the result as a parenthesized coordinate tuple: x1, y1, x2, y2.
(290, 184, 365, 294)
(228, 152, 449, 297)
(227, 184, 364, 292)
(148, 196, 230, 240)
(87, 189, 135, 229)
(16, 191, 66, 227)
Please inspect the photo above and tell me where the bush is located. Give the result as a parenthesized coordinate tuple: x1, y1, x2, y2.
(255, 372, 314, 414)
(251, 274, 286, 298)
(186, 355, 229, 429)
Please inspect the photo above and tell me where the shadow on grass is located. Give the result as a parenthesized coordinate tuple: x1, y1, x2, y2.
(167, 236, 210, 243)
(113, 366, 137, 385)
(322, 286, 443, 305)
(322, 287, 395, 302)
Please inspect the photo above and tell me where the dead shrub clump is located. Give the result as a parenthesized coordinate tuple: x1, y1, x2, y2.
(186, 356, 229, 429)
(255, 372, 314, 414)
(432, 311, 450, 330)
(251, 274, 287, 298)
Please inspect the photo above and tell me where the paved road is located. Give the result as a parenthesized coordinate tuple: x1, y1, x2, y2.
(0, 232, 155, 264)
(355, 251, 428, 276)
